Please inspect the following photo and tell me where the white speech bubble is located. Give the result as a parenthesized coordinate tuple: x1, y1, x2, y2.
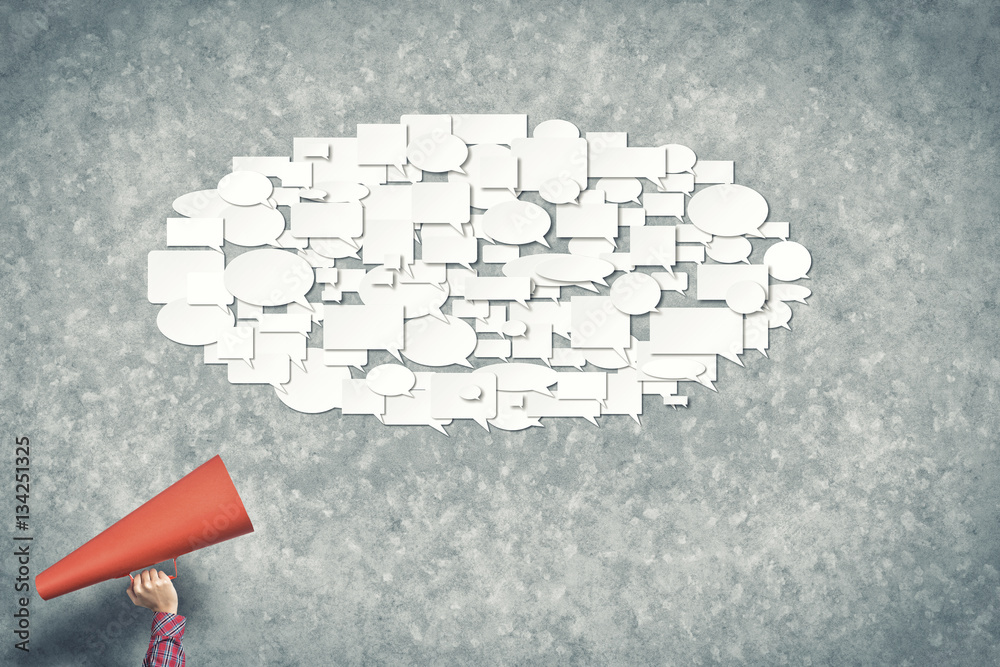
(539, 177, 581, 205)
(313, 180, 370, 203)
(156, 299, 234, 346)
(275, 348, 352, 413)
(401, 314, 477, 368)
(725, 281, 766, 315)
(763, 241, 811, 281)
(222, 204, 284, 247)
(358, 266, 449, 319)
(481, 200, 551, 247)
(763, 299, 793, 330)
(223, 248, 315, 308)
(366, 364, 417, 397)
(610, 272, 662, 315)
(172, 189, 230, 218)
(187, 272, 233, 310)
(532, 119, 580, 139)
(662, 144, 697, 173)
(290, 201, 362, 243)
(310, 237, 361, 260)
(687, 184, 769, 237)
(535, 256, 614, 286)
(768, 284, 811, 304)
(167, 218, 224, 253)
(474, 362, 557, 395)
(501, 320, 527, 337)
(595, 177, 642, 205)
(406, 132, 469, 174)
(640, 358, 707, 382)
(706, 236, 753, 264)
(218, 171, 273, 207)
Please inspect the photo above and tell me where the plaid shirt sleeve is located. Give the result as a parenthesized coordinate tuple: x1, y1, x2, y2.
(143, 612, 186, 667)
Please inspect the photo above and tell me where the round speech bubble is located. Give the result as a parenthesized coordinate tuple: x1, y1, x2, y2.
(763, 241, 811, 281)
(156, 299, 234, 346)
(596, 177, 642, 205)
(223, 248, 315, 307)
(406, 133, 469, 173)
(401, 315, 477, 367)
(218, 171, 273, 207)
(687, 184, 769, 237)
(482, 200, 551, 246)
(501, 320, 527, 337)
(366, 364, 417, 397)
(532, 119, 580, 139)
(277, 348, 352, 414)
(610, 272, 662, 315)
(663, 144, 697, 173)
(222, 204, 284, 247)
(539, 177, 581, 205)
(459, 385, 482, 400)
(725, 281, 766, 315)
(358, 267, 449, 319)
(706, 236, 753, 264)
(764, 298, 793, 329)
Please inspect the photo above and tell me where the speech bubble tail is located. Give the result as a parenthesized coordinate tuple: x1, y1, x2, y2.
(722, 352, 744, 367)
(271, 382, 288, 395)
(450, 166, 466, 175)
(758, 348, 769, 358)
(430, 422, 449, 436)
(294, 297, 315, 312)
(630, 197, 641, 206)
(536, 237, 551, 249)
(749, 226, 766, 238)
(542, 357, 552, 367)
(580, 282, 599, 293)
(781, 322, 792, 331)
(474, 417, 490, 432)
(536, 387, 554, 397)
(610, 238, 619, 249)
(401, 264, 414, 279)
(375, 413, 385, 424)
(265, 198, 277, 209)
(217, 304, 231, 314)
(430, 307, 448, 323)
(457, 358, 474, 368)
(506, 187, 516, 196)
(242, 357, 255, 369)
(515, 299, 529, 309)
(802, 274, 811, 280)
(742, 258, 751, 264)
(352, 364, 365, 373)
(613, 348, 629, 363)
(388, 348, 403, 362)
(629, 413, 642, 425)
(403, 390, 414, 398)
(211, 245, 225, 255)
(449, 221, 465, 233)
(594, 277, 609, 287)
(349, 251, 361, 260)
(460, 263, 474, 272)
(584, 414, 599, 427)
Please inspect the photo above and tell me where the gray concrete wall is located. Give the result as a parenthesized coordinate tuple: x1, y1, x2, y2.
(2, 1, 998, 664)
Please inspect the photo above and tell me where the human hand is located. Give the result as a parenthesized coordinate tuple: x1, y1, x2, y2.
(126, 569, 178, 615)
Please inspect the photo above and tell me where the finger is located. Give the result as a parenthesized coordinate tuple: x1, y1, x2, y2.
(141, 569, 152, 587)
(132, 573, 144, 594)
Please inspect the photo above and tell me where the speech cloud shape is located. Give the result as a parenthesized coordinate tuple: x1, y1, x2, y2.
(218, 171, 273, 207)
(687, 184, 768, 237)
(152, 118, 811, 428)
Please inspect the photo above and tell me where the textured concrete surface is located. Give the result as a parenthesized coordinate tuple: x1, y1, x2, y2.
(3, 0, 999, 664)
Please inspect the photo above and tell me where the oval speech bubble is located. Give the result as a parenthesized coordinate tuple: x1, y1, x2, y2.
(482, 200, 551, 246)
(223, 248, 315, 307)
(358, 267, 449, 319)
(687, 184, 769, 237)
(218, 171, 273, 207)
(366, 364, 417, 397)
(539, 177, 581, 205)
(406, 133, 469, 173)
(532, 119, 580, 139)
(277, 348, 352, 414)
(314, 180, 370, 203)
(475, 362, 557, 394)
(401, 315, 477, 367)
(610, 272, 662, 315)
(663, 144, 697, 173)
(706, 236, 753, 264)
(501, 320, 527, 337)
(459, 385, 482, 400)
(172, 189, 230, 218)
(535, 255, 614, 285)
(763, 241, 811, 281)
(725, 281, 766, 314)
(156, 299, 234, 346)
(222, 204, 285, 247)
(596, 177, 642, 205)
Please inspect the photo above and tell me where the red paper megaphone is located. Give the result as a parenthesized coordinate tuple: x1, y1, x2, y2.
(36, 455, 254, 600)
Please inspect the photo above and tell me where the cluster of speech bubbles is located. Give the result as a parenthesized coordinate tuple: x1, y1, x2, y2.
(148, 114, 811, 433)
